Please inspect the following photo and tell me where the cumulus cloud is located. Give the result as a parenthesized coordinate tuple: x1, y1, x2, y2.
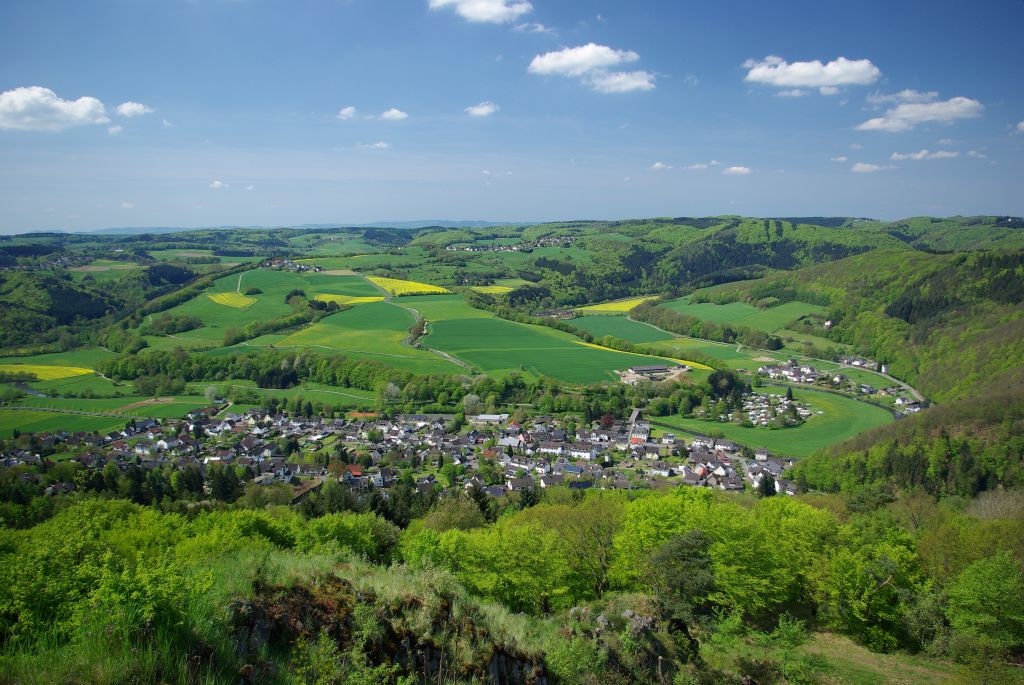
(245, 185, 255, 191)
(867, 89, 938, 106)
(358, 141, 390, 149)
(851, 162, 882, 173)
(830, 156, 848, 162)
(743, 55, 881, 91)
(428, 0, 531, 24)
(115, 101, 153, 117)
(162, 119, 174, 128)
(528, 43, 654, 93)
(0, 86, 108, 131)
(337, 106, 357, 120)
(1017, 120, 1024, 133)
(890, 149, 959, 161)
(120, 202, 134, 209)
(776, 89, 807, 98)
(857, 96, 983, 132)
(379, 108, 408, 121)
(686, 163, 708, 170)
(465, 101, 499, 117)
(587, 70, 655, 93)
(650, 161, 672, 171)
(209, 180, 229, 189)
(722, 166, 751, 175)
(107, 125, 123, 135)
(967, 150, 988, 158)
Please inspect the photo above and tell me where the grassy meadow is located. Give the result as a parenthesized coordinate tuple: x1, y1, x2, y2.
(654, 385, 894, 457)
(663, 298, 825, 332)
(570, 315, 675, 344)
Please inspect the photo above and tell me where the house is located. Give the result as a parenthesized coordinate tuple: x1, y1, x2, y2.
(506, 476, 534, 492)
(539, 474, 565, 488)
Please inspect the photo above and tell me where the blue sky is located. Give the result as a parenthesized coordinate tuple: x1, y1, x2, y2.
(0, 0, 1022, 232)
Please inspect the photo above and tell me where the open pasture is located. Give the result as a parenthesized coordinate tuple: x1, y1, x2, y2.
(0, 409, 124, 439)
(411, 295, 684, 384)
(570, 315, 675, 344)
(654, 385, 894, 457)
(576, 296, 660, 313)
(662, 298, 825, 333)
(273, 301, 459, 375)
(367, 276, 450, 296)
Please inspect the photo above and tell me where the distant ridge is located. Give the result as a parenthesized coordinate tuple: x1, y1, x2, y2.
(86, 219, 524, 235)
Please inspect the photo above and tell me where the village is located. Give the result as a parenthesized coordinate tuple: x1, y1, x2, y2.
(757, 359, 924, 413)
(0, 403, 803, 504)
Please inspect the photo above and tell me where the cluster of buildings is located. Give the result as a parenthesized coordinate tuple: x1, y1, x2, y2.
(263, 258, 323, 273)
(2, 403, 806, 501)
(444, 235, 576, 253)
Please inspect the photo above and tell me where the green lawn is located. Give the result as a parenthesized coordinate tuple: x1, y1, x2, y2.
(15, 395, 209, 419)
(653, 385, 894, 457)
(411, 295, 682, 384)
(662, 298, 825, 332)
(0, 348, 116, 370)
(570, 315, 675, 344)
(212, 380, 376, 407)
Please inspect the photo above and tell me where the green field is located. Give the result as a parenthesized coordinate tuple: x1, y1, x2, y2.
(267, 301, 459, 375)
(662, 298, 825, 332)
(213, 380, 376, 407)
(570, 316, 675, 344)
(15, 395, 209, 419)
(0, 409, 125, 438)
(653, 385, 894, 457)
(150, 269, 383, 343)
(0, 348, 116, 370)
(411, 295, 682, 383)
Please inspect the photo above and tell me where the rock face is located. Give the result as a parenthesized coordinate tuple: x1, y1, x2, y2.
(228, 574, 547, 684)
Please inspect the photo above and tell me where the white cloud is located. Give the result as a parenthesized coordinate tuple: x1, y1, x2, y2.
(115, 101, 153, 118)
(482, 169, 491, 175)
(851, 162, 882, 173)
(379, 108, 408, 121)
(120, 202, 134, 209)
(857, 96, 983, 132)
(162, 119, 174, 128)
(465, 101, 499, 117)
(686, 163, 708, 170)
(722, 166, 751, 175)
(586, 70, 655, 93)
(428, 0, 531, 24)
(1017, 120, 1024, 133)
(743, 55, 881, 90)
(358, 141, 390, 149)
(529, 43, 638, 77)
(0, 86, 108, 131)
(528, 43, 653, 93)
(650, 161, 672, 171)
(967, 150, 988, 158)
(337, 106, 357, 120)
(514, 22, 553, 34)
(830, 156, 848, 162)
(890, 149, 959, 161)
(245, 185, 255, 191)
(209, 180, 229, 189)
(938, 138, 955, 145)
(867, 89, 938, 106)
(107, 125, 123, 135)
(776, 89, 807, 98)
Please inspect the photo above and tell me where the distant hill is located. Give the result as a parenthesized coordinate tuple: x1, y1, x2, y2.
(88, 220, 524, 235)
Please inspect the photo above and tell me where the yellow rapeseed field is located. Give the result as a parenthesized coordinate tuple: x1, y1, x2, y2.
(208, 292, 257, 308)
(576, 296, 659, 313)
(313, 294, 385, 305)
(367, 277, 450, 296)
(0, 364, 94, 380)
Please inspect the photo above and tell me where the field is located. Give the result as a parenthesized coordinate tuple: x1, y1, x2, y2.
(269, 301, 459, 375)
(313, 294, 385, 305)
(366, 276, 450, 296)
(0, 364, 94, 380)
(662, 298, 825, 332)
(570, 315, 675, 344)
(574, 341, 714, 371)
(576, 296, 660, 313)
(213, 381, 376, 408)
(409, 295, 684, 383)
(470, 285, 514, 295)
(653, 385, 894, 457)
(0, 409, 125, 439)
(208, 292, 257, 308)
